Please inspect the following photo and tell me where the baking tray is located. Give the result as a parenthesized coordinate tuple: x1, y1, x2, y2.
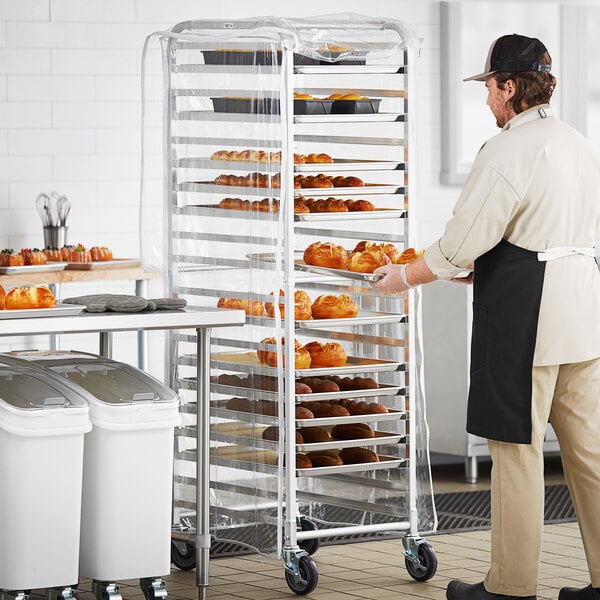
(211, 97, 334, 115)
(209, 351, 403, 376)
(65, 258, 141, 270)
(294, 184, 404, 196)
(0, 303, 84, 320)
(295, 209, 406, 221)
(295, 159, 403, 172)
(296, 430, 405, 452)
(297, 454, 405, 477)
(295, 310, 405, 328)
(202, 49, 365, 66)
(295, 113, 403, 124)
(294, 260, 383, 282)
(179, 182, 280, 196)
(0, 262, 67, 275)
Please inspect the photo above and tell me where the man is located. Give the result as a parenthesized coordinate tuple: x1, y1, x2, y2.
(372, 34, 600, 600)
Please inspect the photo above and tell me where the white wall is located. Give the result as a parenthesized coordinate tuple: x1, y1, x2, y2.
(0, 0, 460, 368)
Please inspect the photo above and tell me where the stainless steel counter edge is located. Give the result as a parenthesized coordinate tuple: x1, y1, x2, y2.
(0, 307, 246, 336)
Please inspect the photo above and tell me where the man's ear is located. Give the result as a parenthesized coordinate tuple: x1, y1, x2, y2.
(504, 79, 516, 98)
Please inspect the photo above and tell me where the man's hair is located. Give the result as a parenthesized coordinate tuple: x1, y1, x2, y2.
(493, 52, 556, 114)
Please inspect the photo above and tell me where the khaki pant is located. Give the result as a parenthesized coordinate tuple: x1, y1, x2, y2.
(484, 357, 600, 596)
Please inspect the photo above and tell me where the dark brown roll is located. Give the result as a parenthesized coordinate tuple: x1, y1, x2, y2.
(331, 423, 375, 440)
(225, 397, 252, 412)
(339, 447, 379, 464)
(306, 451, 343, 467)
(296, 453, 313, 469)
(298, 427, 332, 443)
(295, 406, 315, 419)
(310, 403, 350, 418)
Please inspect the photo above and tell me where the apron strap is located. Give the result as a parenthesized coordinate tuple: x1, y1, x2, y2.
(537, 246, 595, 262)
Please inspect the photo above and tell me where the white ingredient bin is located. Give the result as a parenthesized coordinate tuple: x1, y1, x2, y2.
(4, 351, 181, 582)
(0, 357, 92, 592)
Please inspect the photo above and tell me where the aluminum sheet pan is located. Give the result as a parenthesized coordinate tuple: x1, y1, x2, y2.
(295, 65, 404, 75)
(210, 351, 403, 376)
(294, 184, 404, 196)
(295, 208, 406, 221)
(207, 382, 403, 402)
(295, 113, 404, 124)
(294, 260, 383, 282)
(298, 454, 404, 476)
(296, 310, 405, 328)
(0, 303, 84, 320)
(0, 262, 67, 275)
(296, 161, 403, 172)
(178, 181, 280, 197)
(178, 158, 403, 172)
(65, 258, 141, 270)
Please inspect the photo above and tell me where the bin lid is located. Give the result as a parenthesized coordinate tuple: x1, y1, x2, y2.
(3, 351, 178, 406)
(0, 359, 89, 411)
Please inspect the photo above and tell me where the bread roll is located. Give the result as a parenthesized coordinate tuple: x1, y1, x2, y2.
(218, 198, 250, 210)
(299, 377, 340, 393)
(347, 249, 391, 273)
(5, 285, 56, 310)
(262, 426, 304, 444)
(295, 382, 313, 394)
(310, 403, 350, 418)
(345, 199, 375, 212)
(265, 289, 312, 321)
(217, 297, 265, 317)
(296, 453, 313, 469)
(395, 247, 425, 264)
(217, 373, 244, 387)
(331, 423, 375, 440)
(303, 341, 347, 368)
(294, 200, 310, 214)
(311, 198, 348, 213)
(311, 294, 359, 320)
(225, 397, 253, 412)
(303, 242, 348, 270)
(298, 426, 332, 443)
(256, 337, 312, 369)
(256, 400, 278, 416)
(307, 451, 343, 467)
(339, 447, 379, 464)
(304, 153, 333, 164)
(336, 376, 379, 390)
(295, 406, 314, 419)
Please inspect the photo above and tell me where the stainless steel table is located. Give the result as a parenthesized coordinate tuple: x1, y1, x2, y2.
(0, 307, 246, 599)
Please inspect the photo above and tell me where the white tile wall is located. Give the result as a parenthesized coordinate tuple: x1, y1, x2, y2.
(0, 0, 459, 375)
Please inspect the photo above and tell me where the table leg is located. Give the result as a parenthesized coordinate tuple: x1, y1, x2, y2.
(136, 279, 149, 371)
(196, 327, 211, 600)
(99, 332, 113, 358)
(48, 283, 61, 350)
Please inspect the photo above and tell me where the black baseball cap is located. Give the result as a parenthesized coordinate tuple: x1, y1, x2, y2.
(464, 33, 552, 81)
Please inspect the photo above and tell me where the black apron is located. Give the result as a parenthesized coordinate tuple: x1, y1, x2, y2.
(466, 239, 546, 444)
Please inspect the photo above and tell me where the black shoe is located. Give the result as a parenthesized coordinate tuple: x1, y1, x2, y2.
(559, 585, 600, 600)
(446, 581, 536, 600)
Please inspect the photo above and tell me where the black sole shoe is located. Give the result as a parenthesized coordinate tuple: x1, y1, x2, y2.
(446, 580, 536, 600)
(559, 585, 600, 600)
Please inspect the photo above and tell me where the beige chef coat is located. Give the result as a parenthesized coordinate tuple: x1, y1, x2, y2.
(425, 104, 600, 366)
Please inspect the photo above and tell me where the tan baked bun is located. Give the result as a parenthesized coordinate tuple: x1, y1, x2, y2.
(5, 285, 56, 310)
(353, 241, 399, 263)
(265, 289, 312, 321)
(217, 297, 265, 317)
(257, 337, 312, 369)
(311, 294, 359, 320)
(345, 199, 375, 212)
(303, 341, 347, 368)
(0, 284, 5, 310)
(303, 241, 348, 270)
(395, 247, 425, 264)
(346, 249, 391, 273)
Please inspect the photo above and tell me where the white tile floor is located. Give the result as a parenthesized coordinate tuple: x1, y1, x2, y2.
(33, 457, 586, 600)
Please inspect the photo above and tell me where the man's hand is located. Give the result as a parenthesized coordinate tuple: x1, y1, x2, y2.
(371, 264, 413, 293)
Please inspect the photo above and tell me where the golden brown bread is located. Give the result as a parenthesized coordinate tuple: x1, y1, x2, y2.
(295, 382, 312, 394)
(0, 284, 5, 310)
(311, 198, 349, 213)
(5, 285, 56, 310)
(347, 249, 391, 273)
(298, 427, 332, 443)
(296, 453, 313, 469)
(303, 242, 348, 270)
(217, 297, 265, 317)
(311, 294, 359, 320)
(395, 247, 425, 264)
(345, 199, 375, 212)
(218, 198, 251, 210)
(353, 241, 400, 263)
(257, 337, 312, 369)
(303, 341, 347, 368)
(265, 289, 312, 321)
(339, 447, 379, 464)
(331, 423, 375, 440)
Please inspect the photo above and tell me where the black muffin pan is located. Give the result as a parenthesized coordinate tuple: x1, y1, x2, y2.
(211, 97, 334, 115)
(331, 99, 381, 114)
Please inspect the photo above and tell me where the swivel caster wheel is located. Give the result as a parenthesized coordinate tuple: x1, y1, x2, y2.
(171, 540, 196, 571)
(284, 555, 318, 595)
(404, 541, 437, 582)
(139, 578, 167, 600)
